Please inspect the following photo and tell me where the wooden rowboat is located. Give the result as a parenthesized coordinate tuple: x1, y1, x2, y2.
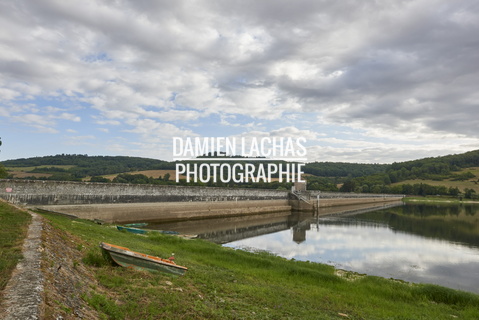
(99, 242, 188, 276)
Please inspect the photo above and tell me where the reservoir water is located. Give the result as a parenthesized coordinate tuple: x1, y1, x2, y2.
(148, 202, 479, 294)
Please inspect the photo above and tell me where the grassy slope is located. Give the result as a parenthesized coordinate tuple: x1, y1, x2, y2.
(403, 196, 479, 204)
(41, 212, 479, 320)
(6, 165, 74, 179)
(0, 201, 31, 292)
(101, 169, 185, 180)
(5, 165, 75, 171)
(393, 167, 479, 193)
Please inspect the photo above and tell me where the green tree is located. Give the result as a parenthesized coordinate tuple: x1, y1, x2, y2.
(0, 165, 7, 178)
(464, 188, 476, 199)
(448, 187, 460, 196)
(339, 179, 356, 192)
(89, 176, 111, 183)
(0, 137, 6, 178)
(388, 171, 398, 183)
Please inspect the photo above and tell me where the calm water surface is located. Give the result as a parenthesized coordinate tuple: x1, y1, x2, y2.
(149, 203, 479, 294)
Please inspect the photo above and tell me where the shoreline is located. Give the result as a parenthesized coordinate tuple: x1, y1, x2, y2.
(404, 198, 479, 204)
(2, 200, 479, 319)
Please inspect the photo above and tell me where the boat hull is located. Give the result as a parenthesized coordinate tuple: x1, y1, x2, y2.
(116, 226, 147, 234)
(116, 226, 180, 235)
(100, 242, 187, 276)
(124, 223, 148, 228)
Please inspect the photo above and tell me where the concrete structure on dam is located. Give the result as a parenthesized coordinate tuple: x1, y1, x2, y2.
(0, 179, 403, 223)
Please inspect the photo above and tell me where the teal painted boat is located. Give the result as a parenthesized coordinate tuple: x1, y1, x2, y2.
(100, 242, 188, 276)
(158, 230, 180, 235)
(124, 222, 149, 227)
(116, 226, 147, 234)
(117, 225, 180, 235)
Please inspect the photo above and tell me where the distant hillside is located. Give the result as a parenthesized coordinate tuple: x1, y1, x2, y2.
(2, 154, 174, 178)
(388, 149, 479, 182)
(2, 154, 386, 179)
(1, 154, 388, 191)
(3, 151, 478, 197)
(304, 162, 387, 177)
(342, 149, 479, 197)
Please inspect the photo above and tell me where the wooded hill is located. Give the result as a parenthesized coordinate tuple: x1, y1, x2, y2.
(1, 154, 385, 191)
(2, 155, 387, 178)
(1, 150, 479, 197)
(1, 154, 175, 176)
(340, 149, 479, 198)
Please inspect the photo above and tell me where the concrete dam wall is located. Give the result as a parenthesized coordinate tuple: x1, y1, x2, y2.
(0, 179, 288, 205)
(0, 179, 403, 223)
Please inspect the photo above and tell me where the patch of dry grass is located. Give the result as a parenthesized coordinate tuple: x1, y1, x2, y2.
(102, 170, 186, 180)
(393, 167, 479, 193)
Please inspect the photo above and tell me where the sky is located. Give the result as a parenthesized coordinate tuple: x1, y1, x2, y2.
(1, 0, 478, 164)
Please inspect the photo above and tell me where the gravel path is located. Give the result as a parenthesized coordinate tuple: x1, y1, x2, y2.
(1, 211, 44, 319)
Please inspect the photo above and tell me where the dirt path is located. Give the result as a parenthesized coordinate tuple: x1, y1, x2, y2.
(1, 211, 44, 319)
(1, 208, 100, 319)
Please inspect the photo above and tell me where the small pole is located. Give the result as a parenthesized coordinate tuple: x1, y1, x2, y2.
(316, 193, 320, 214)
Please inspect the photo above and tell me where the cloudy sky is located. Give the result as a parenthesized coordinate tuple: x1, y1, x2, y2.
(1, 0, 478, 163)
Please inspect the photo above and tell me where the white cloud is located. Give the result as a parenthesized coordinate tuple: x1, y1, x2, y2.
(94, 119, 121, 126)
(55, 113, 81, 122)
(1, 0, 478, 161)
(63, 135, 96, 148)
(12, 114, 53, 127)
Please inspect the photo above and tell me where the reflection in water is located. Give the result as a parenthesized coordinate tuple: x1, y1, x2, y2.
(225, 203, 479, 294)
(148, 202, 479, 294)
(148, 211, 293, 243)
(148, 202, 402, 244)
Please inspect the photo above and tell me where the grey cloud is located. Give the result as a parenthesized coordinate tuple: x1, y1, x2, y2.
(236, 1, 479, 133)
(0, 60, 46, 80)
(1, 0, 478, 160)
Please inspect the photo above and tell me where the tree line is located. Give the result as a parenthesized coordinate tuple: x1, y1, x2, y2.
(339, 150, 479, 199)
(0, 137, 6, 179)
(2, 151, 479, 197)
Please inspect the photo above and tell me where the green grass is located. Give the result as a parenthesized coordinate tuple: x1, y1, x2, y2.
(39, 212, 479, 319)
(0, 201, 31, 291)
(5, 165, 75, 172)
(394, 166, 479, 194)
(403, 195, 479, 204)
